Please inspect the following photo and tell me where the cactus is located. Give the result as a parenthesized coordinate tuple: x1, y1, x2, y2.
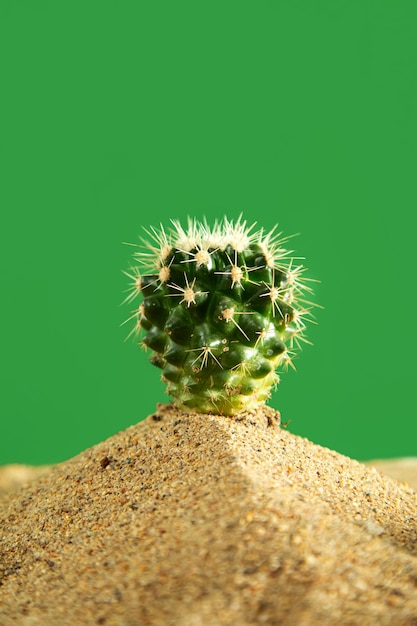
(124, 216, 316, 415)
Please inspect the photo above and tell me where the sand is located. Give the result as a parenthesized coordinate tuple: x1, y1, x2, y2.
(366, 458, 417, 493)
(3, 458, 417, 498)
(0, 465, 51, 499)
(1, 404, 417, 626)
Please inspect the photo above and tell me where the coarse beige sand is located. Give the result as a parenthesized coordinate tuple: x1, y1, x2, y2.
(0, 465, 51, 498)
(3, 459, 417, 498)
(1, 404, 417, 626)
(366, 459, 417, 493)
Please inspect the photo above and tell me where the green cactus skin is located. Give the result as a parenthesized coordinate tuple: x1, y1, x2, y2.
(124, 217, 316, 415)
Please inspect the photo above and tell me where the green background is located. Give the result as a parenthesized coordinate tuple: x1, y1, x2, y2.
(1, 1, 416, 465)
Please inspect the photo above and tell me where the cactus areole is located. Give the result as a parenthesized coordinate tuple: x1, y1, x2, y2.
(125, 217, 315, 415)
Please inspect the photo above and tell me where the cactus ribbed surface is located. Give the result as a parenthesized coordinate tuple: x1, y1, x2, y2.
(125, 217, 315, 415)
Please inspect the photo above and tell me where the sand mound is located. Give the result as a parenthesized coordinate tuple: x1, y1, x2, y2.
(1, 404, 417, 626)
(0, 464, 51, 498)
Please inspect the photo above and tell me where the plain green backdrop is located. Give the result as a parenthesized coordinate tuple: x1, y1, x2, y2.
(1, 1, 416, 465)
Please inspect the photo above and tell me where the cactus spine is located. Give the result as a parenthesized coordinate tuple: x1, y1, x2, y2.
(124, 217, 315, 415)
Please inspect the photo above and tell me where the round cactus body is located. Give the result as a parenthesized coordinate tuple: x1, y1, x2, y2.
(124, 217, 315, 415)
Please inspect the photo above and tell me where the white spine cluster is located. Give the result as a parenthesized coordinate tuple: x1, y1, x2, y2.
(126, 215, 316, 313)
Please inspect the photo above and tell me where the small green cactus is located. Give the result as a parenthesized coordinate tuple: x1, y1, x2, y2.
(124, 216, 316, 415)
